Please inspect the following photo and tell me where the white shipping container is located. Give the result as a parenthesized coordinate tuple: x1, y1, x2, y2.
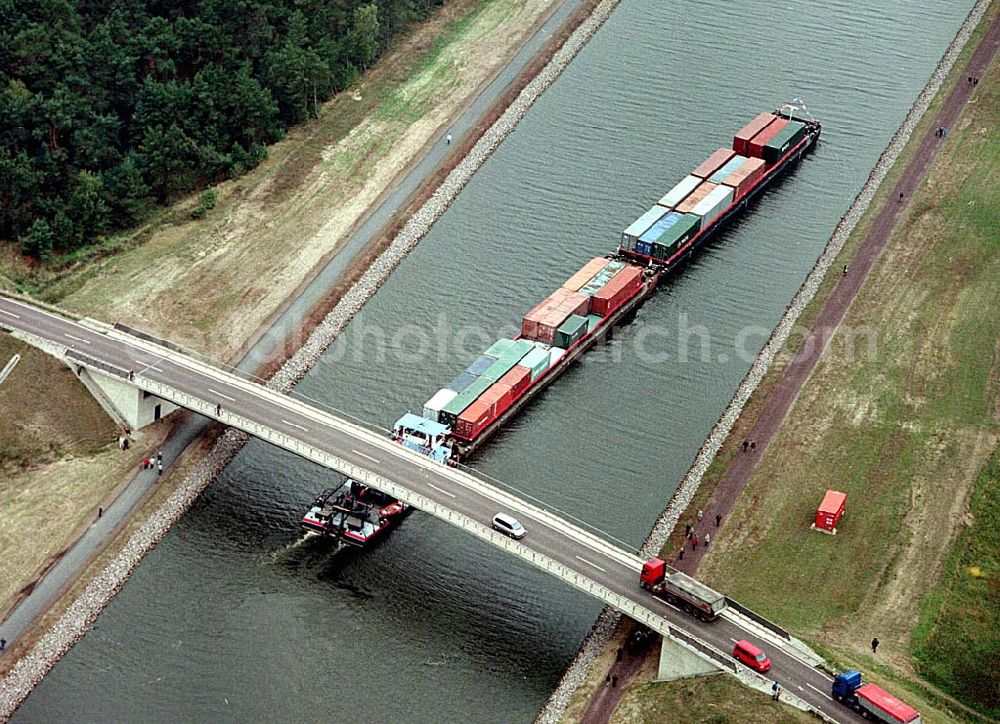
(658, 175, 701, 209)
(621, 205, 670, 250)
(548, 347, 567, 368)
(423, 388, 458, 422)
(691, 184, 734, 227)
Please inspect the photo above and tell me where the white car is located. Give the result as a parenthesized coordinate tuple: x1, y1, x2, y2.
(492, 512, 526, 539)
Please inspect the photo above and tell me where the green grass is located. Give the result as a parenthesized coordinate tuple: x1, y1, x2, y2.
(912, 445, 1000, 718)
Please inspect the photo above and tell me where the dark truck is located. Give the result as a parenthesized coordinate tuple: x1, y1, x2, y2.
(832, 670, 921, 724)
(640, 557, 727, 622)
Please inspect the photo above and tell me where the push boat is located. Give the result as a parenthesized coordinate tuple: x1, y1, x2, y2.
(390, 105, 820, 464)
(301, 479, 410, 546)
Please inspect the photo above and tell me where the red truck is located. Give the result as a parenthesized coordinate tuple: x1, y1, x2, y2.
(640, 557, 728, 622)
(833, 670, 921, 724)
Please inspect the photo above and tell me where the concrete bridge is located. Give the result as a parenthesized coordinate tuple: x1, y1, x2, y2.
(0, 293, 851, 721)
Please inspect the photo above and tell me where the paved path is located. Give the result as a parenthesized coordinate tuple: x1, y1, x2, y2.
(0, 0, 586, 655)
(674, 7, 1000, 578)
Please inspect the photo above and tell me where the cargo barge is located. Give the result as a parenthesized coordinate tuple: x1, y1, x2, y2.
(387, 106, 819, 465)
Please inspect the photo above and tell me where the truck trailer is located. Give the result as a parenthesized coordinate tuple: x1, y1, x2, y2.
(640, 558, 727, 622)
(832, 670, 921, 724)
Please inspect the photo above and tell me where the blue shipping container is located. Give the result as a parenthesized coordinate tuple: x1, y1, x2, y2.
(639, 211, 685, 243)
(708, 155, 748, 184)
(446, 370, 479, 393)
(466, 354, 495, 376)
(635, 240, 653, 256)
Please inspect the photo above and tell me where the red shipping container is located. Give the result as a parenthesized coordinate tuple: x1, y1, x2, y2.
(722, 157, 767, 198)
(522, 288, 575, 339)
(497, 365, 531, 398)
(563, 257, 610, 292)
(532, 291, 590, 343)
(675, 182, 718, 214)
(455, 385, 512, 439)
(733, 112, 777, 156)
(747, 118, 788, 159)
(691, 148, 735, 179)
(591, 266, 642, 316)
(814, 490, 846, 532)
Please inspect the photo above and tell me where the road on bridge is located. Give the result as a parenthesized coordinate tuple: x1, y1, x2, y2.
(0, 295, 859, 722)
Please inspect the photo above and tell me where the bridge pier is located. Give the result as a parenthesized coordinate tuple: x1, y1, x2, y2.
(656, 636, 724, 682)
(70, 363, 177, 433)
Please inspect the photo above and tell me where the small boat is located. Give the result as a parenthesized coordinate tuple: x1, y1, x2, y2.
(301, 479, 410, 546)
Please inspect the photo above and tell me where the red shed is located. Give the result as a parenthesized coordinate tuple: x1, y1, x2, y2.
(814, 490, 846, 533)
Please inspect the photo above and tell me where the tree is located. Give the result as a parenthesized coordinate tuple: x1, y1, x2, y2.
(349, 4, 380, 71)
(21, 218, 53, 259)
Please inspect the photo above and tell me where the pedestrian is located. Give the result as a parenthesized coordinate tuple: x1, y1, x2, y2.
(843, 264, 848, 276)
(871, 637, 879, 654)
(715, 513, 722, 527)
(122, 437, 129, 451)
(691, 534, 698, 548)
(750, 440, 756, 452)
(684, 523, 692, 538)
(943, 128, 948, 138)
(446, 133, 453, 145)
(742, 439, 749, 452)
(157, 461, 163, 477)
(156, 450, 163, 462)
(697, 509, 704, 522)
(772, 682, 779, 700)
(611, 675, 618, 687)
(605, 674, 611, 686)
(775, 685, 782, 701)
(0, 638, 5, 652)
(98, 507, 103, 518)
(974, 77, 979, 85)
(704, 532, 710, 548)
(616, 647, 623, 661)
(216, 402, 222, 416)
(968, 76, 973, 84)
(141, 458, 147, 470)
(678, 547, 684, 560)
(898, 191, 904, 202)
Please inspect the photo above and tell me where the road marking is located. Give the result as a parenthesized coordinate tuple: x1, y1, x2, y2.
(135, 360, 163, 372)
(208, 388, 235, 402)
(574, 555, 606, 573)
(64, 333, 91, 344)
(351, 449, 380, 464)
(651, 597, 681, 613)
(0, 309, 20, 319)
(807, 683, 833, 701)
(282, 419, 309, 432)
(427, 483, 456, 499)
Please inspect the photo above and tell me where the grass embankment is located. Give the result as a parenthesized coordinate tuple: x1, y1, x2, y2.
(0, 0, 559, 362)
(699, 22, 1000, 723)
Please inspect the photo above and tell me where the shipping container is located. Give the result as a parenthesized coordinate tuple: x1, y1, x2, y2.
(635, 239, 653, 256)
(658, 175, 702, 208)
(497, 364, 531, 398)
(563, 257, 610, 292)
(529, 290, 590, 343)
(454, 383, 512, 439)
(549, 347, 567, 368)
(423, 388, 458, 422)
(440, 376, 493, 428)
(466, 354, 496, 376)
(675, 182, 718, 214)
(480, 339, 534, 382)
(650, 213, 701, 257)
(707, 154, 748, 184)
(517, 347, 550, 380)
(522, 287, 577, 339)
(747, 117, 788, 158)
(720, 156, 766, 197)
(579, 260, 625, 296)
(691, 148, 735, 179)
(446, 370, 479, 394)
(691, 184, 734, 227)
(639, 211, 685, 244)
(621, 205, 670, 249)
(484, 338, 516, 359)
(762, 120, 806, 163)
(733, 112, 777, 156)
(591, 265, 643, 316)
(586, 313, 603, 333)
(553, 314, 589, 348)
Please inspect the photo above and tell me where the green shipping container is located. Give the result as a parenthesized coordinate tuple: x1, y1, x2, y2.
(517, 347, 550, 380)
(579, 260, 626, 296)
(480, 340, 534, 382)
(762, 121, 806, 164)
(440, 376, 492, 427)
(553, 314, 588, 348)
(484, 338, 516, 359)
(586, 313, 603, 332)
(651, 214, 701, 259)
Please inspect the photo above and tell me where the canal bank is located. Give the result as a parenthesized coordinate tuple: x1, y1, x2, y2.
(8, 1, 981, 722)
(554, 0, 998, 720)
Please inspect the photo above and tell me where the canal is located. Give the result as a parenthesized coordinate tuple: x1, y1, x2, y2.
(15, 0, 975, 721)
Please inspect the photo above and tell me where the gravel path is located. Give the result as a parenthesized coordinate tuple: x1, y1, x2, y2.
(535, 1, 994, 720)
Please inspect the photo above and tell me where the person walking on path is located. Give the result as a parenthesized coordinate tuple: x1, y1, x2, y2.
(697, 509, 704, 522)
(898, 191, 904, 202)
(678, 547, 684, 561)
(742, 439, 749, 452)
(156, 450, 163, 463)
(843, 264, 848, 276)
(871, 637, 879, 654)
(157, 461, 163, 477)
(98, 507, 103, 519)
(750, 440, 756, 452)
(715, 513, 722, 527)
(772, 682, 780, 700)
(704, 532, 710, 548)
(446, 133, 453, 145)
(685, 523, 692, 538)
(691, 534, 698, 549)
(0, 638, 6, 652)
